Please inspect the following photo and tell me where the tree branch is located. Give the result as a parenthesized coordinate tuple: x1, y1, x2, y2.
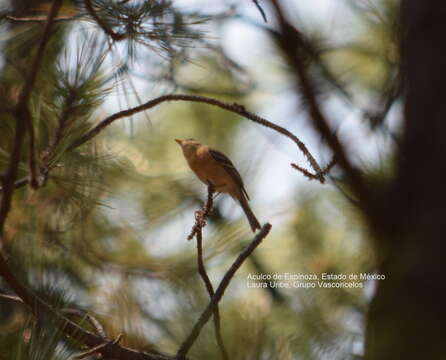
(84, 0, 126, 41)
(0, 293, 107, 339)
(291, 156, 336, 181)
(188, 185, 229, 360)
(252, 0, 268, 23)
(0, 256, 176, 360)
(0, 14, 77, 22)
(2, 93, 335, 194)
(68, 94, 329, 183)
(176, 223, 272, 359)
(0, 0, 63, 243)
(62, 308, 107, 338)
(269, 0, 369, 203)
(26, 114, 39, 189)
(72, 334, 123, 359)
(0, 177, 29, 193)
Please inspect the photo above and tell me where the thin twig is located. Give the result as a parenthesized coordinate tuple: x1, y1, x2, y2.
(291, 156, 336, 181)
(84, 0, 126, 41)
(196, 231, 229, 360)
(188, 185, 229, 360)
(177, 223, 272, 359)
(2, 93, 331, 193)
(269, 0, 368, 203)
(39, 89, 78, 180)
(0, 0, 63, 244)
(187, 184, 215, 241)
(0, 177, 28, 192)
(1, 14, 77, 22)
(62, 309, 107, 338)
(73, 334, 123, 359)
(252, 0, 268, 23)
(67, 94, 327, 182)
(0, 91, 80, 193)
(0, 292, 22, 302)
(26, 113, 39, 189)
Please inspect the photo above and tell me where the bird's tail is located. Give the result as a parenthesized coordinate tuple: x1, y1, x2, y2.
(239, 196, 261, 232)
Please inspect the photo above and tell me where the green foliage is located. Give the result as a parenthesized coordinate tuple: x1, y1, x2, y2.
(0, 0, 398, 358)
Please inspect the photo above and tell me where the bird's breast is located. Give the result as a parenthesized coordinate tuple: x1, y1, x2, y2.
(187, 152, 235, 196)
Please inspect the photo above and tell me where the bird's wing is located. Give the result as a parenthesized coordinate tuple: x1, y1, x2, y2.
(209, 149, 250, 200)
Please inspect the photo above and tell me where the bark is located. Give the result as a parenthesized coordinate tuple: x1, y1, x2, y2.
(365, 2, 446, 359)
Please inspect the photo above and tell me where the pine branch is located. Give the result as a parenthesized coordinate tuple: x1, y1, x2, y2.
(73, 334, 123, 359)
(0, 14, 77, 22)
(62, 309, 107, 338)
(68, 94, 328, 183)
(0, 294, 107, 339)
(84, 0, 126, 41)
(187, 184, 215, 241)
(176, 223, 272, 359)
(0, 177, 29, 192)
(188, 184, 229, 360)
(0, 0, 63, 244)
(0, 256, 177, 360)
(1, 92, 332, 195)
(26, 112, 39, 189)
(291, 156, 336, 181)
(269, 0, 369, 203)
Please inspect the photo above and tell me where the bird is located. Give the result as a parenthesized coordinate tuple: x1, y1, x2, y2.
(175, 138, 261, 232)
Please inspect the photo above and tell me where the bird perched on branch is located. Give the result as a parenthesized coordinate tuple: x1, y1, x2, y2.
(175, 138, 261, 232)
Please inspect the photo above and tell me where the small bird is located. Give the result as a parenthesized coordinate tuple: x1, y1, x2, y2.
(175, 138, 261, 232)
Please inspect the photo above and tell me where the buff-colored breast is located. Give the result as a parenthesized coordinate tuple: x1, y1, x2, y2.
(186, 145, 238, 197)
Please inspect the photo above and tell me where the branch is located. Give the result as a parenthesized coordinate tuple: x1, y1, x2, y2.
(2, 92, 334, 193)
(1, 90, 81, 193)
(0, 177, 29, 193)
(26, 114, 39, 189)
(187, 184, 215, 241)
(0, 292, 22, 302)
(0, 294, 107, 339)
(176, 223, 272, 359)
(188, 185, 229, 360)
(0, 0, 63, 243)
(0, 256, 175, 360)
(72, 334, 123, 359)
(62, 308, 107, 338)
(84, 0, 126, 41)
(269, 0, 368, 203)
(0, 14, 77, 22)
(68, 94, 329, 183)
(252, 0, 268, 23)
(291, 156, 336, 181)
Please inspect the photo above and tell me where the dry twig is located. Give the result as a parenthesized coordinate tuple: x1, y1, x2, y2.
(177, 223, 272, 359)
(1, 92, 336, 194)
(67, 94, 330, 183)
(72, 334, 123, 359)
(62, 308, 107, 338)
(187, 185, 229, 360)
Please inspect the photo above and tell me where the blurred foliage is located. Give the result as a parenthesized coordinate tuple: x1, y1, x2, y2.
(0, 0, 399, 359)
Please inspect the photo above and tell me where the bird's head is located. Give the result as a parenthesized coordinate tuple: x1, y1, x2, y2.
(175, 138, 202, 158)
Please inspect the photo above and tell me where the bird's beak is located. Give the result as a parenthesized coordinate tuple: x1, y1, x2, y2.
(175, 139, 183, 146)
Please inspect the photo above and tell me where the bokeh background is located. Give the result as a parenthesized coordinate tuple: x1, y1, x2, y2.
(0, 0, 400, 359)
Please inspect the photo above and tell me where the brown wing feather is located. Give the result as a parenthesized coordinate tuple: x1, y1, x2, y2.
(209, 149, 250, 200)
